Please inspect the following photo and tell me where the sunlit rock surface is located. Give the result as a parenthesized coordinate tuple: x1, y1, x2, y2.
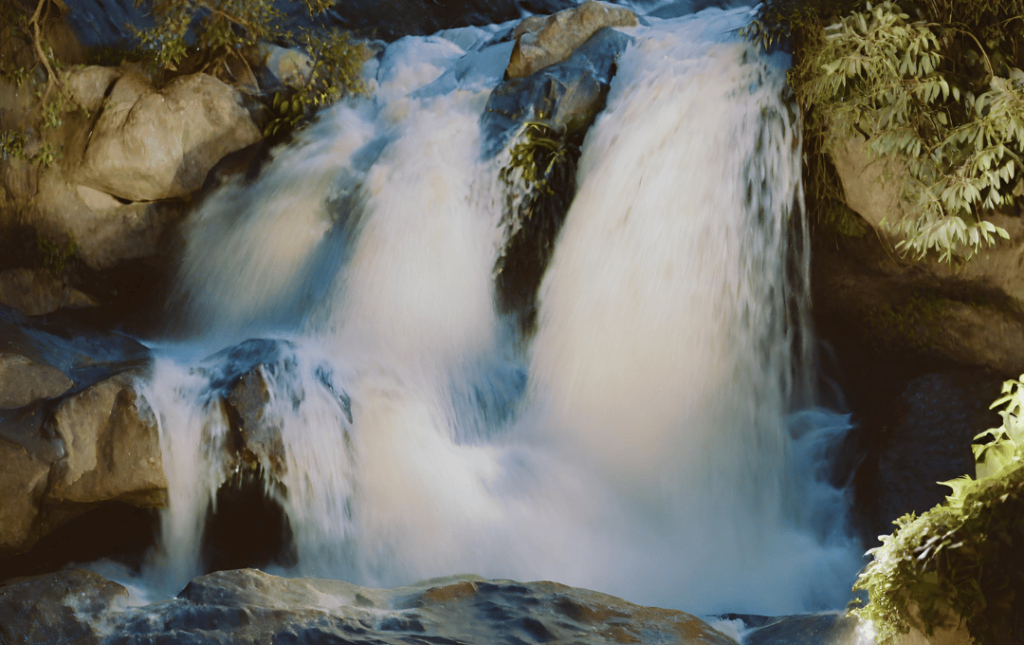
(78, 73, 261, 202)
(506, 1, 638, 78)
(0, 568, 739, 645)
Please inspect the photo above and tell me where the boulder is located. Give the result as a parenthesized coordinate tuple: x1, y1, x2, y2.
(832, 134, 1024, 313)
(78, 72, 261, 202)
(483, 27, 632, 155)
(48, 372, 166, 509)
(254, 43, 314, 91)
(0, 569, 129, 645)
(506, 1, 638, 79)
(0, 268, 97, 317)
(0, 352, 73, 409)
(65, 65, 122, 115)
(100, 569, 738, 644)
(226, 365, 287, 476)
(0, 432, 53, 553)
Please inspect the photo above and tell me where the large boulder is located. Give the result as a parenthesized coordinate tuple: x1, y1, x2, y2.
(0, 429, 56, 553)
(0, 268, 97, 317)
(506, 1, 638, 79)
(483, 27, 632, 155)
(78, 72, 261, 202)
(70, 569, 736, 644)
(0, 569, 129, 645)
(0, 352, 73, 409)
(832, 134, 1024, 314)
(48, 372, 166, 509)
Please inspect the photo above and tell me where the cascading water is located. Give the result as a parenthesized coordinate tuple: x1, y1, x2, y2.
(136, 3, 863, 617)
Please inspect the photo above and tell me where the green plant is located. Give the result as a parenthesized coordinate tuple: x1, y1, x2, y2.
(0, 129, 61, 167)
(853, 376, 1024, 644)
(771, 0, 1024, 263)
(495, 121, 581, 332)
(134, 0, 368, 138)
(36, 232, 77, 276)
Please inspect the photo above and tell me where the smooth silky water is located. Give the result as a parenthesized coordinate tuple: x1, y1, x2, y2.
(119, 1, 865, 622)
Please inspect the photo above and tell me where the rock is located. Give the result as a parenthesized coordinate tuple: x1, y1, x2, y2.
(226, 365, 287, 476)
(832, 134, 1024, 315)
(0, 569, 129, 645)
(0, 268, 98, 316)
(48, 372, 166, 509)
(856, 370, 1004, 543)
(0, 432, 53, 553)
(728, 613, 860, 645)
(102, 569, 737, 644)
(483, 27, 632, 155)
(78, 72, 261, 202)
(65, 65, 122, 115)
(255, 43, 314, 91)
(0, 352, 73, 409)
(506, 1, 638, 79)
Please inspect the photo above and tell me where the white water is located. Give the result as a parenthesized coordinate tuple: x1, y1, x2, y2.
(138, 4, 862, 616)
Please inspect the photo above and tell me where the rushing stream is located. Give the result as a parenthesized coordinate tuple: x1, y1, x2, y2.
(130, 2, 862, 618)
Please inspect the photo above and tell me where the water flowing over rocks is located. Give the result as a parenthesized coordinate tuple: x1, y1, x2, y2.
(0, 568, 739, 645)
(78, 73, 261, 202)
(506, 1, 638, 79)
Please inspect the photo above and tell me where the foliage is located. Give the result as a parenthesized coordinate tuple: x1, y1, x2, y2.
(134, 0, 368, 137)
(495, 122, 582, 332)
(749, 0, 1024, 263)
(36, 232, 77, 276)
(852, 377, 1024, 644)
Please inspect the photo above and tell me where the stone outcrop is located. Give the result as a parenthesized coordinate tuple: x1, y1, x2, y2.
(48, 372, 165, 508)
(78, 72, 261, 202)
(0, 352, 74, 409)
(0, 568, 739, 644)
(0, 268, 97, 316)
(506, 1, 638, 79)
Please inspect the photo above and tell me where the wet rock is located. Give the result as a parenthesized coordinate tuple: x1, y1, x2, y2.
(226, 365, 287, 475)
(48, 372, 166, 509)
(728, 612, 860, 645)
(856, 369, 1004, 543)
(0, 352, 73, 409)
(101, 569, 737, 644)
(78, 72, 261, 202)
(483, 27, 632, 155)
(0, 569, 129, 645)
(254, 43, 315, 91)
(0, 268, 98, 316)
(832, 134, 1024, 324)
(506, 1, 638, 79)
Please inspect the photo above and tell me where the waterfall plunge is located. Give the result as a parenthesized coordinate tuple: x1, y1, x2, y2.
(140, 6, 862, 616)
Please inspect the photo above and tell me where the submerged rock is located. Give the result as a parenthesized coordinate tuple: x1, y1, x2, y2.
(1, 568, 737, 644)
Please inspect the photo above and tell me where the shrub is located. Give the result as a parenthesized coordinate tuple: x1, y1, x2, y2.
(852, 377, 1024, 644)
(748, 0, 1024, 263)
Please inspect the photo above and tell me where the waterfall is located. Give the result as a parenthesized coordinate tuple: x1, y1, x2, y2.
(140, 4, 862, 616)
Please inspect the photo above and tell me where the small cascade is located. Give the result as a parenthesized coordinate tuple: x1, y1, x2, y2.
(140, 4, 862, 616)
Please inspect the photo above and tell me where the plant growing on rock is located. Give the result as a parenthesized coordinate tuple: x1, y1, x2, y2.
(853, 376, 1024, 644)
(749, 0, 1024, 263)
(133, 0, 368, 137)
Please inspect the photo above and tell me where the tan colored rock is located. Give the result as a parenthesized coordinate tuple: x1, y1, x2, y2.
(65, 65, 122, 115)
(0, 267, 98, 316)
(78, 72, 261, 201)
(0, 435, 51, 552)
(507, 1, 637, 79)
(0, 352, 73, 409)
(49, 373, 166, 508)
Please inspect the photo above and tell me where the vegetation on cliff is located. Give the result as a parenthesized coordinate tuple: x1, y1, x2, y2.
(851, 377, 1024, 644)
(748, 0, 1024, 263)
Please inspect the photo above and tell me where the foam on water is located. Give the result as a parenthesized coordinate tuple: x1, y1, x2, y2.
(142, 5, 862, 616)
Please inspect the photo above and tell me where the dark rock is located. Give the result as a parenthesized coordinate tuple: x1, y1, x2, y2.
(482, 27, 632, 156)
(0, 268, 98, 317)
(0, 352, 73, 409)
(0, 569, 128, 645)
(728, 612, 860, 645)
